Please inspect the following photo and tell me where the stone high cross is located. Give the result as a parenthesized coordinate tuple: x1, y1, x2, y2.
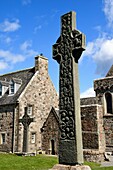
(53, 11, 85, 165)
(19, 107, 34, 152)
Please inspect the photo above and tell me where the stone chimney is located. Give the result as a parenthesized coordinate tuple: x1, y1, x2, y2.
(35, 54, 48, 74)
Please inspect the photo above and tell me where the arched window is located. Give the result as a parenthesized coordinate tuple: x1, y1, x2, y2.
(105, 92, 112, 114)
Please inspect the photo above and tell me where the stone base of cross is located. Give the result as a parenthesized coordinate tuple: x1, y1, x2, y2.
(50, 164, 91, 170)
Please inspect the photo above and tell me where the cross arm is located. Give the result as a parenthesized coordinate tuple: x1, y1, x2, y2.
(72, 31, 86, 62)
(53, 37, 61, 64)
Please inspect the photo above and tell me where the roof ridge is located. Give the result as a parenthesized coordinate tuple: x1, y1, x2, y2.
(106, 65, 113, 77)
(0, 67, 34, 77)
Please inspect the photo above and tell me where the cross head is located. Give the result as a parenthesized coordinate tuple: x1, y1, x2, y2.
(53, 11, 85, 63)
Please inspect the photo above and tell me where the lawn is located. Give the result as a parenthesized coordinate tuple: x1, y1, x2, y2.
(0, 153, 58, 170)
(85, 161, 113, 170)
(0, 153, 113, 170)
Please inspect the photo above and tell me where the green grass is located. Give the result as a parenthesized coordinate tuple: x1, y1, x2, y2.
(85, 161, 113, 170)
(0, 153, 113, 170)
(0, 153, 58, 170)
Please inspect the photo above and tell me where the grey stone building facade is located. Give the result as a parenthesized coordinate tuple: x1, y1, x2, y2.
(41, 65, 113, 162)
(1, 52, 113, 163)
(0, 55, 58, 153)
(41, 107, 59, 155)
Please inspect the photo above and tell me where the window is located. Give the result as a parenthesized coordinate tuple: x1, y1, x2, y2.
(31, 133, 36, 144)
(27, 106, 33, 116)
(0, 83, 2, 96)
(0, 81, 9, 96)
(10, 81, 14, 94)
(9, 78, 22, 95)
(105, 92, 112, 114)
(1, 133, 6, 144)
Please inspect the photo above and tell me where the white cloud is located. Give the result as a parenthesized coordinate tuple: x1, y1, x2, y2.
(103, 0, 113, 27)
(81, 1, 113, 77)
(0, 40, 38, 71)
(20, 40, 38, 56)
(84, 35, 113, 75)
(0, 49, 25, 64)
(80, 87, 95, 98)
(22, 0, 31, 5)
(0, 19, 21, 32)
(20, 41, 32, 51)
(0, 35, 12, 45)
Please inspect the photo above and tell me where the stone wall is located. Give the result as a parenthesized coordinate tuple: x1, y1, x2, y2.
(41, 104, 106, 163)
(83, 150, 105, 163)
(81, 104, 105, 162)
(103, 115, 113, 152)
(41, 108, 59, 155)
(0, 104, 14, 152)
(81, 105, 98, 149)
(16, 55, 59, 152)
(80, 97, 97, 106)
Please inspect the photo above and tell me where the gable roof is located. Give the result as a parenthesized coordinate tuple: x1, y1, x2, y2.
(41, 107, 59, 131)
(0, 67, 35, 105)
(106, 65, 113, 77)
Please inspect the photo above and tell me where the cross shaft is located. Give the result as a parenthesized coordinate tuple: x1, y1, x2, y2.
(53, 11, 85, 165)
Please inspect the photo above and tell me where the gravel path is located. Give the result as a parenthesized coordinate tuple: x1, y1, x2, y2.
(101, 156, 113, 167)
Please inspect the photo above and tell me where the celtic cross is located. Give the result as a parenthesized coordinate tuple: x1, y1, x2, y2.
(53, 11, 85, 165)
(19, 107, 34, 152)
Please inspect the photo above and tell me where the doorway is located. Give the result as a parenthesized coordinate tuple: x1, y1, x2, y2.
(51, 139, 55, 155)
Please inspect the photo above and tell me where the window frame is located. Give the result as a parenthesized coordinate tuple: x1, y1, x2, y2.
(104, 92, 113, 115)
(10, 80, 15, 94)
(31, 132, 36, 144)
(0, 133, 6, 144)
(27, 105, 33, 116)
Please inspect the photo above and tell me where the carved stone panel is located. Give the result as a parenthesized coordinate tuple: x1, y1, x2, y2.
(53, 11, 86, 165)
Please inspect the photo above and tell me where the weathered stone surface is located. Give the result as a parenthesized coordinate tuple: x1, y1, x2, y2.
(81, 105, 105, 152)
(103, 115, 113, 151)
(0, 104, 14, 152)
(80, 97, 97, 106)
(15, 55, 59, 153)
(53, 10, 85, 165)
(50, 164, 70, 170)
(83, 150, 105, 163)
(50, 164, 91, 170)
(19, 107, 34, 152)
(41, 107, 59, 155)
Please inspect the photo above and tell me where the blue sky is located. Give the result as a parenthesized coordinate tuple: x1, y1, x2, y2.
(0, 0, 113, 97)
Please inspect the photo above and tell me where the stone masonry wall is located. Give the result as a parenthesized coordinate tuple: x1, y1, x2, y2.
(81, 105, 99, 149)
(81, 104, 105, 162)
(103, 115, 113, 151)
(0, 104, 14, 152)
(80, 97, 97, 106)
(41, 110, 59, 155)
(16, 56, 59, 152)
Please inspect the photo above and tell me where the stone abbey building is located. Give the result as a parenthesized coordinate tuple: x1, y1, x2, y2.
(0, 55, 58, 153)
(0, 54, 113, 162)
(41, 64, 113, 162)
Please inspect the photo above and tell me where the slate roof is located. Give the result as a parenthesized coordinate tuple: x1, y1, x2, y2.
(0, 67, 35, 105)
(106, 65, 113, 77)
